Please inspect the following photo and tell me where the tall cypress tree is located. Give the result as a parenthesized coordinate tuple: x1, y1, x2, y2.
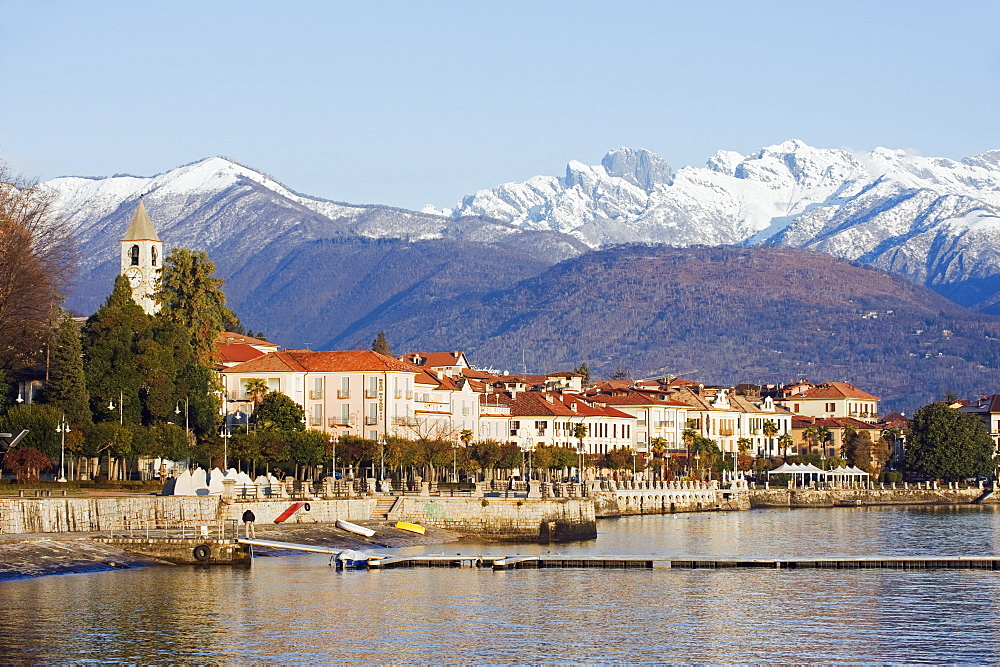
(46, 313, 91, 426)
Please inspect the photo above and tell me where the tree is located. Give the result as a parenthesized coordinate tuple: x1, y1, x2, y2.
(244, 378, 269, 414)
(609, 364, 631, 381)
(459, 429, 474, 446)
(906, 402, 997, 481)
(2, 446, 51, 481)
(82, 275, 149, 426)
(371, 331, 392, 357)
(43, 313, 91, 426)
(762, 420, 779, 456)
(255, 392, 305, 431)
(287, 429, 328, 480)
(573, 362, 591, 384)
(842, 426, 890, 478)
(156, 248, 238, 366)
(0, 163, 77, 372)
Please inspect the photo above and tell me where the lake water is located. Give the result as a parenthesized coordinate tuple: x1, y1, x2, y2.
(2, 505, 1000, 663)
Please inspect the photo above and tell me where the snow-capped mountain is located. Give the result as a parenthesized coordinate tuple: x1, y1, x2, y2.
(45, 157, 583, 315)
(43, 140, 1000, 319)
(441, 141, 1000, 305)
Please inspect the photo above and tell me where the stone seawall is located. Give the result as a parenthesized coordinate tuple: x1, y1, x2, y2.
(387, 497, 596, 542)
(589, 480, 751, 518)
(750, 487, 993, 508)
(0, 495, 592, 542)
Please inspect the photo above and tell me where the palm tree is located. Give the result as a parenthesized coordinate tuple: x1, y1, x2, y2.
(649, 436, 668, 481)
(736, 437, 752, 476)
(572, 422, 588, 482)
(802, 426, 819, 455)
(244, 378, 269, 415)
(682, 428, 699, 476)
(778, 433, 794, 458)
(762, 420, 779, 458)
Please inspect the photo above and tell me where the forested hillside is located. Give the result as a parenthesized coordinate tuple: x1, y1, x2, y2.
(341, 246, 1000, 414)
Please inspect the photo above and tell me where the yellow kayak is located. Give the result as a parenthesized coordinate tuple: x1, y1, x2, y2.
(395, 521, 425, 535)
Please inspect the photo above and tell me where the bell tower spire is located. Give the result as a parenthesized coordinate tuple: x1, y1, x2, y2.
(120, 199, 163, 315)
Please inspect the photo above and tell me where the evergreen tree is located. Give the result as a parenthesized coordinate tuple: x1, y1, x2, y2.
(906, 402, 997, 480)
(45, 313, 91, 426)
(573, 362, 591, 383)
(157, 248, 238, 366)
(371, 331, 392, 357)
(82, 275, 149, 425)
(255, 392, 306, 431)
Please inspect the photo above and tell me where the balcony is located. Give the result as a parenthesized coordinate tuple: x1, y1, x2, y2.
(637, 420, 647, 427)
(329, 417, 353, 427)
(309, 390, 323, 399)
(719, 429, 734, 436)
(365, 416, 378, 425)
(337, 390, 350, 399)
(406, 391, 413, 399)
(394, 389, 403, 399)
(365, 389, 378, 399)
(309, 416, 323, 426)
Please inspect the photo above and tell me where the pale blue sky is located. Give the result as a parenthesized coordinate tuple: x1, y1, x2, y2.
(2, 0, 998, 210)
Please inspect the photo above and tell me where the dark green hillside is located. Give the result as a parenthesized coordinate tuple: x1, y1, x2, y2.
(356, 246, 1000, 414)
(224, 237, 550, 348)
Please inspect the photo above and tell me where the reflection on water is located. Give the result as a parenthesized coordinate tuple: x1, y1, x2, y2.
(1, 506, 999, 663)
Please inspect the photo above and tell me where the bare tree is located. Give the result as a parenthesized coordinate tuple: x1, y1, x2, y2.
(0, 163, 77, 370)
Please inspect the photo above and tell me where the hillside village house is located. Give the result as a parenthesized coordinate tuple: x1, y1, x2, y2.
(776, 381, 880, 423)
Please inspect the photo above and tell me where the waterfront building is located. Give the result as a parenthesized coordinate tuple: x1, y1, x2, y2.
(790, 415, 884, 458)
(491, 391, 634, 455)
(776, 381, 880, 423)
(575, 389, 690, 455)
(219, 349, 482, 442)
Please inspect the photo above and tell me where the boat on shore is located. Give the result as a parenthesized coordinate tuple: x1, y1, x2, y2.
(336, 519, 375, 538)
(395, 521, 425, 535)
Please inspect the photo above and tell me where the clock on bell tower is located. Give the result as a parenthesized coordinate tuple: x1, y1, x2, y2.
(120, 199, 163, 315)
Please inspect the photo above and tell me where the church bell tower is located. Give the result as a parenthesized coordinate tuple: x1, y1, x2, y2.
(120, 199, 163, 315)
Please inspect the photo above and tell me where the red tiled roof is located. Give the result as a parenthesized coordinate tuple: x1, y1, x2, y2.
(791, 416, 881, 429)
(216, 343, 265, 364)
(224, 350, 422, 374)
(580, 391, 690, 408)
(791, 382, 879, 401)
(497, 392, 633, 419)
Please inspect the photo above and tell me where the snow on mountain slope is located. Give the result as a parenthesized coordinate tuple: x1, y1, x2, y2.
(445, 141, 1000, 297)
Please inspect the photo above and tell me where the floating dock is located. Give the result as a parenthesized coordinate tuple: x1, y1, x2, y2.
(234, 541, 1000, 571)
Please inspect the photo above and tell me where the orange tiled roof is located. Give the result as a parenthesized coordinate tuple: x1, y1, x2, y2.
(791, 382, 879, 401)
(224, 350, 422, 374)
(216, 343, 265, 364)
(791, 416, 882, 429)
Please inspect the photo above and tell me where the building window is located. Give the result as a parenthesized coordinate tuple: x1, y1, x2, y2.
(130, 244, 139, 266)
(341, 404, 351, 426)
(311, 403, 323, 426)
(339, 377, 350, 399)
(510, 420, 520, 437)
(825, 402, 836, 412)
(151, 246, 157, 266)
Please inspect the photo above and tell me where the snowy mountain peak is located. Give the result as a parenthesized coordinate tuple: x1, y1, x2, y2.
(600, 147, 673, 192)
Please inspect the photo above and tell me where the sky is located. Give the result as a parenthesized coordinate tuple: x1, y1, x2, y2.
(2, 0, 999, 210)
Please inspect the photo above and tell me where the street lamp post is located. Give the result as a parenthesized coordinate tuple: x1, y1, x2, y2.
(55, 414, 69, 483)
(221, 424, 231, 470)
(107, 392, 123, 480)
(175, 397, 189, 437)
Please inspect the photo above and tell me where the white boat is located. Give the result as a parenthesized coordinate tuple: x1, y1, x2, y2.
(336, 519, 376, 538)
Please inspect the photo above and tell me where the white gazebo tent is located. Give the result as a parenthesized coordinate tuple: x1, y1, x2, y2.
(828, 465, 870, 488)
(767, 462, 828, 487)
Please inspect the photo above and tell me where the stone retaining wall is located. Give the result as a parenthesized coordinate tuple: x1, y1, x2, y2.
(749, 486, 992, 508)
(590, 480, 751, 517)
(0, 496, 221, 534)
(387, 497, 596, 542)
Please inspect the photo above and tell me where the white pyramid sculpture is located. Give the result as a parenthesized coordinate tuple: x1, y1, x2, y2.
(191, 466, 210, 495)
(207, 467, 225, 495)
(172, 469, 195, 496)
